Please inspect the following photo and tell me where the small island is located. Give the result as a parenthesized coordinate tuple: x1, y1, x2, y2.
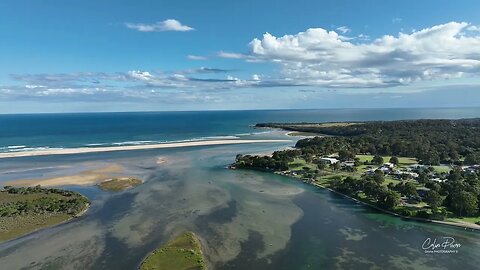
(0, 185, 90, 243)
(236, 119, 480, 229)
(140, 231, 207, 270)
(97, 177, 143, 192)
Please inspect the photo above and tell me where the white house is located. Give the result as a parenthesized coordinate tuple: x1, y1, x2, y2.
(320, 157, 339, 164)
(384, 163, 395, 168)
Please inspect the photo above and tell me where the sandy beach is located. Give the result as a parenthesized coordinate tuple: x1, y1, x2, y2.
(0, 139, 290, 159)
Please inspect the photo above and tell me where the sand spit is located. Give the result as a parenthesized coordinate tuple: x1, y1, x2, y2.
(0, 139, 290, 159)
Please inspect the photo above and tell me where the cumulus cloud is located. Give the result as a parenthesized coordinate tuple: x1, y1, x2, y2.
(128, 70, 155, 81)
(125, 19, 194, 32)
(5, 21, 480, 104)
(247, 22, 480, 88)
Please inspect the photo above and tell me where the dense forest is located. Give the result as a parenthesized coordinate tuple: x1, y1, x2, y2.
(258, 119, 480, 165)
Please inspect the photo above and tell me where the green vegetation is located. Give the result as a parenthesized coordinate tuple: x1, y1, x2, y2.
(235, 119, 480, 226)
(0, 186, 89, 243)
(140, 231, 207, 270)
(287, 131, 318, 136)
(258, 122, 360, 129)
(259, 119, 480, 165)
(97, 177, 142, 192)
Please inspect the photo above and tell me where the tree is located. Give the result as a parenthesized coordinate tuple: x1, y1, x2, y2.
(372, 155, 384, 165)
(387, 182, 395, 190)
(389, 156, 399, 166)
(417, 172, 429, 184)
(339, 150, 355, 161)
(449, 150, 460, 162)
(450, 191, 479, 216)
(425, 190, 443, 211)
(363, 181, 383, 200)
(402, 182, 418, 198)
(354, 159, 362, 167)
(373, 170, 385, 184)
(303, 154, 313, 163)
(317, 162, 326, 170)
(464, 153, 479, 166)
(378, 190, 401, 210)
(330, 162, 340, 172)
(425, 181, 441, 193)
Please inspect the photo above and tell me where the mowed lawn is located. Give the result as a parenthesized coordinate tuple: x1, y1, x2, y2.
(356, 154, 417, 167)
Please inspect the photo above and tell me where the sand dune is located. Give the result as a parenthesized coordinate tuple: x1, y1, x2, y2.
(0, 139, 290, 159)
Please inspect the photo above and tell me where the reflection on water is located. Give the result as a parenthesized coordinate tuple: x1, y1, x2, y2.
(0, 142, 479, 270)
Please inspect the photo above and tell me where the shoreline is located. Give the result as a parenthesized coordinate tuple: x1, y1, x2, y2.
(0, 139, 290, 159)
(273, 171, 480, 232)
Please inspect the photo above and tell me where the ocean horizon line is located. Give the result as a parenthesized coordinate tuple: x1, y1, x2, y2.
(2, 106, 480, 116)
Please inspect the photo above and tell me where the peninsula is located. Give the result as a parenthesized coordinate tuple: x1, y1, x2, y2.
(235, 119, 480, 229)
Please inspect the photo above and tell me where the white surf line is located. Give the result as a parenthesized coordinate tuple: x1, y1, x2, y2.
(0, 139, 292, 159)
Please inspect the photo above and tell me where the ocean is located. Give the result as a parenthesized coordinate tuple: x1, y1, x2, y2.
(1, 107, 480, 153)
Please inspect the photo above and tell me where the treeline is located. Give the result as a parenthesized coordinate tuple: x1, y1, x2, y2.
(0, 186, 89, 217)
(331, 168, 480, 218)
(437, 168, 480, 217)
(259, 119, 480, 165)
(331, 174, 401, 211)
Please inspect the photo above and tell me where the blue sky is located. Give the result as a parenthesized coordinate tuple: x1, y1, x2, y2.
(0, 0, 479, 113)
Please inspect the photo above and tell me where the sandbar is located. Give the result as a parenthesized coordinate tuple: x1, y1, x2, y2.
(5, 164, 125, 187)
(0, 139, 290, 159)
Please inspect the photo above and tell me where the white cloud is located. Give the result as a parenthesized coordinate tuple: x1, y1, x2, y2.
(467, 25, 480, 32)
(247, 22, 480, 88)
(127, 70, 154, 81)
(336, 26, 351, 34)
(7, 67, 265, 100)
(125, 19, 194, 32)
(25, 85, 46, 89)
(217, 51, 245, 59)
(187, 55, 207, 60)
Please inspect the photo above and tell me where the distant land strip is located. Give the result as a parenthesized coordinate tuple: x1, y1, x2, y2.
(0, 139, 291, 159)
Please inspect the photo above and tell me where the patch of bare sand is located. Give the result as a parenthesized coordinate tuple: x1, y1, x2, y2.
(5, 164, 126, 187)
